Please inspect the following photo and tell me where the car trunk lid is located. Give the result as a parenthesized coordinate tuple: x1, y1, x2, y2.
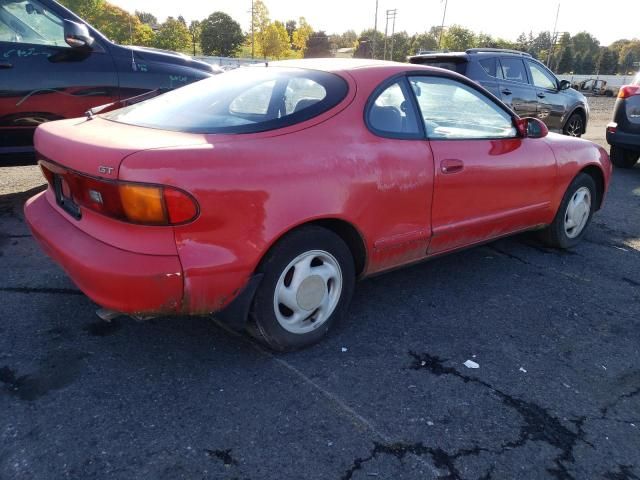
(34, 117, 208, 178)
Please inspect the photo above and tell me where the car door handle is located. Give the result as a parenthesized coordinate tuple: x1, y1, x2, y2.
(537, 92, 546, 98)
(441, 159, 464, 174)
(502, 88, 512, 95)
(0, 62, 13, 69)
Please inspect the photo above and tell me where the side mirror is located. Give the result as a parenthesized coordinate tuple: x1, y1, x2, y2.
(559, 80, 571, 91)
(516, 117, 549, 139)
(64, 19, 94, 50)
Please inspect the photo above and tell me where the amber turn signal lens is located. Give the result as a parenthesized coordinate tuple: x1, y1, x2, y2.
(119, 184, 166, 224)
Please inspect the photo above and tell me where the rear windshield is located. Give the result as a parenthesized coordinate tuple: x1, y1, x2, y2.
(409, 57, 467, 74)
(104, 66, 348, 134)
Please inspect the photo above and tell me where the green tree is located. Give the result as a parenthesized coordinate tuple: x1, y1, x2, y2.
(262, 21, 291, 59)
(285, 20, 297, 43)
(200, 12, 244, 57)
(388, 31, 411, 62)
(304, 31, 331, 58)
(597, 47, 618, 74)
(154, 16, 191, 52)
(410, 32, 438, 54)
(556, 44, 573, 73)
(58, 0, 103, 22)
(136, 11, 157, 26)
(581, 52, 596, 74)
(252, 0, 271, 58)
(441, 25, 476, 51)
(188, 20, 201, 56)
(292, 17, 313, 53)
(354, 29, 384, 59)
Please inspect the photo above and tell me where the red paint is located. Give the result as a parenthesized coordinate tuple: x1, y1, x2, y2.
(24, 60, 612, 316)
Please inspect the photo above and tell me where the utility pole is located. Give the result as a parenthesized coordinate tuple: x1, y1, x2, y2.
(383, 9, 397, 61)
(372, 0, 379, 59)
(250, 0, 255, 59)
(547, 2, 560, 67)
(438, 0, 448, 49)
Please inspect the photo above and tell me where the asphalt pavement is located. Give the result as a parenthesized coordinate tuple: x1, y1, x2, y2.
(1, 119, 639, 479)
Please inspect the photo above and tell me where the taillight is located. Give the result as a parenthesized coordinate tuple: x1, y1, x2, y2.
(39, 161, 198, 226)
(618, 85, 640, 99)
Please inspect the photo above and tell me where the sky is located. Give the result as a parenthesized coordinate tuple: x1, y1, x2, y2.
(108, 0, 638, 46)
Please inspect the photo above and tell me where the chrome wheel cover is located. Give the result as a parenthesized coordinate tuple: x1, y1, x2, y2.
(564, 187, 591, 238)
(273, 250, 343, 334)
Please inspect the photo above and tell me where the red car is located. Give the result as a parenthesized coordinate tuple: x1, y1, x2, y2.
(25, 59, 612, 350)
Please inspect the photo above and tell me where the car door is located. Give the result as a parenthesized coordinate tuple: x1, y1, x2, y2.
(496, 57, 537, 118)
(407, 74, 557, 255)
(0, 0, 118, 153)
(526, 60, 565, 131)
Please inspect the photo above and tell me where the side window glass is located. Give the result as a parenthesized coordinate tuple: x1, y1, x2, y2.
(528, 62, 558, 90)
(229, 80, 277, 116)
(0, 0, 65, 46)
(368, 81, 420, 137)
(409, 76, 517, 140)
(479, 58, 500, 78)
(500, 58, 528, 84)
(284, 77, 327, 115)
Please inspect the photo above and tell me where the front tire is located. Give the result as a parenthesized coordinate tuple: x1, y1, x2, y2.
(563, 112, 584, 137)
(539, 173, 596, 249)
(610, 146, 639, 169)
(249, 226, 355, 351)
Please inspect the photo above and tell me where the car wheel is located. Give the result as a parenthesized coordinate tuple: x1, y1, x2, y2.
(563, 112, 584, 137)
(539, 173, 596, 249)
(249, 226, 355, 351)
(610, 146, 639, 169)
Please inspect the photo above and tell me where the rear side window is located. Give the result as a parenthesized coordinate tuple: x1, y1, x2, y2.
(500, 58, 528, 84)
(478, 58, 500, 78)
(104, 67, 348, 134)
(410, 58, 467, 75)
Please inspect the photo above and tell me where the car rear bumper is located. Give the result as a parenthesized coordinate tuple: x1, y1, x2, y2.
(607, 129, 640, 151)
(24, 191, 184, 315)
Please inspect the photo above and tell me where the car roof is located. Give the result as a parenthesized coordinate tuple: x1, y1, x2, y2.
(409, 48, 532, 63)
(266, 58, 411, 73)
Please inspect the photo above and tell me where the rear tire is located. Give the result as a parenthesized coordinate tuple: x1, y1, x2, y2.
(539, 173, 596, 249)
(610, 146, 639, 169)
(563, 112, 584, 137)
(248, 226, 355, 351)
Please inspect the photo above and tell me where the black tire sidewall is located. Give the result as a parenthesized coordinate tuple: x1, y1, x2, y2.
(547, 173, 596, 249)
(250, 227, 355, 351)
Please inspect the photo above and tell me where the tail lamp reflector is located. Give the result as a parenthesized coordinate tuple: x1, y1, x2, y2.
(39, 162, 198, 226)
(618, 85, 640, 99)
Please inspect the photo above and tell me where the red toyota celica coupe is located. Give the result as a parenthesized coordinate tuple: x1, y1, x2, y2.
(25, 59, 611, 350)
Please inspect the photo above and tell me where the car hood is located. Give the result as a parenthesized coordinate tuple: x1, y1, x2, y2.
(120, 45, 221, 74)
(34, 117, 208, 179)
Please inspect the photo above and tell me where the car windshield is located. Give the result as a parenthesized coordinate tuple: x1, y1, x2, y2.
(104, 66, 349, 134)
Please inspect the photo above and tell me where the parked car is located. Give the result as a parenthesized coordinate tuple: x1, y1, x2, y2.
(606, 72, 640, 168)
(409, 48, 589, 137)
(25, 59, 611, 350)
(0, 0, 220, 159)
(572, 78, 618, 98)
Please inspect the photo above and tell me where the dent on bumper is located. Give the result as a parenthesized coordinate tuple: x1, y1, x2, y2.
(24, 192, 184, 315)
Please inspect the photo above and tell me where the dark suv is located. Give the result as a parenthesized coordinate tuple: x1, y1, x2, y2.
(409, 48, 589, 137)
(606, 73, 640, 168)
(1, 0, 220, 159)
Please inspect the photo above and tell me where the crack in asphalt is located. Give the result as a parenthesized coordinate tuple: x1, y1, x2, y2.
(204, 448, 238, 467)
(340, 441, 494, 480)
(600, 386, 640, 419)
(0, 287, 84, 296)
(406, 352, 591, 480)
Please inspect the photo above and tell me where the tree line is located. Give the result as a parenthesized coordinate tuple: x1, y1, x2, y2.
(59, 0, 639, 74)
